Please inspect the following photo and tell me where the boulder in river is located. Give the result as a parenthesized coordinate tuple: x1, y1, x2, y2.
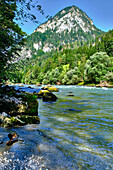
(37, 90, 58, 102)
(41, 85, 59, 92)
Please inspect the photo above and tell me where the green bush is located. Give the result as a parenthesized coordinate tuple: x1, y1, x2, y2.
(84, 52, 110, 83)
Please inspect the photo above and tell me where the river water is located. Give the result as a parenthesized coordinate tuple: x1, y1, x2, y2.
(0, 85, 113, 169)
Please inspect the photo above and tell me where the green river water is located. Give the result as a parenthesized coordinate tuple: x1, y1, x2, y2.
(0, 85, 113, 169)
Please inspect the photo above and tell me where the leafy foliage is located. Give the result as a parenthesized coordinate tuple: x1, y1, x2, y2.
(6, 29, 113, 85)
(1, 2, 113, 86)
(0, 0, 26, 82)
(84, 52, 111, 83)
(0, 0, 48, 83)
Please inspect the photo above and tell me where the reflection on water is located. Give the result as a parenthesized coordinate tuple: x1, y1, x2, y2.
(0, 85, 113, 169)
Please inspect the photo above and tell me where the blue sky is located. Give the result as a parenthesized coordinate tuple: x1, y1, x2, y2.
(20, 0, 113, 35)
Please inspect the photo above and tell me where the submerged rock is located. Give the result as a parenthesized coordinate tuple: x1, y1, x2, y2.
(28, 86, 32, 88)
(67, 94, 74, 96)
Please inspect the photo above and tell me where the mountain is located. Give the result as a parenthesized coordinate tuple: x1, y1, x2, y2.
(25, 6, 104, 54)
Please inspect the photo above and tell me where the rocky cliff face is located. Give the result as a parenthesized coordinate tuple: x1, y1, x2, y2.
(34, 6, 95, 34)
(25, 6, 104, 54)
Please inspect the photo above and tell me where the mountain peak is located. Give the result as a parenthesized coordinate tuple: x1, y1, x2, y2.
(26, 6, 103, 53)
(34, 5, 94, 34)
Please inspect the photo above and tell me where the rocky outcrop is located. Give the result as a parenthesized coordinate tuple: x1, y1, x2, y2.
(0, 86, 39, 127)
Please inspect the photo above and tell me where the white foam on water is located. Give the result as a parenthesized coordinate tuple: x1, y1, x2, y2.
(0, 151, 48, 170)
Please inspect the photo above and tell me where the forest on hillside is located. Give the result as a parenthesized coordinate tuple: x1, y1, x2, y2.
(6, 29, 113, 86)
(1, 1, 112, 86)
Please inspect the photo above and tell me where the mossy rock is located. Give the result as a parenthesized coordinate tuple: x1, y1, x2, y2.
(38, 90, 58, 102)
(0, 118, 2, 124)
(0, 100, 17, 115)
(10, 117, 25, 125)
(17, 94, 38, 116)
(17, 104, 28, 114)
(38, 90, 49, 98)
(0, 85, 16, 96)
(47, 86, 59, 92)
(43, 92, 58, 102)
(1, 96, 38, 117)
(2, 118, 13, 127)
(19, 115, 40, 124)
(0, 86, 38, 117)
(1, 117, 24, 127)
(41, 85, 59, 92)
(2, 115, 40, 127)
(0, 86, 39, 127)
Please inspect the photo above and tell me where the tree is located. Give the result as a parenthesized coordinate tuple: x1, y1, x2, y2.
(84, 52, 111, 84)
(0, 0, 48, 83)
(103, 30, 113, 57)
(0, 0, 26, 82)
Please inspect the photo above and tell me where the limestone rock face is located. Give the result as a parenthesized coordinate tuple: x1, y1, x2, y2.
(28, 6, 103, 53)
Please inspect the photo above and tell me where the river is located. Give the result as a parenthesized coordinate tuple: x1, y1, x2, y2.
(0, 85, 113, 169)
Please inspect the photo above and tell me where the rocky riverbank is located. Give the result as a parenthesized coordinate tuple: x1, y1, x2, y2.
(0, 85, 39, 127)
(0, 85, 59, 127)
